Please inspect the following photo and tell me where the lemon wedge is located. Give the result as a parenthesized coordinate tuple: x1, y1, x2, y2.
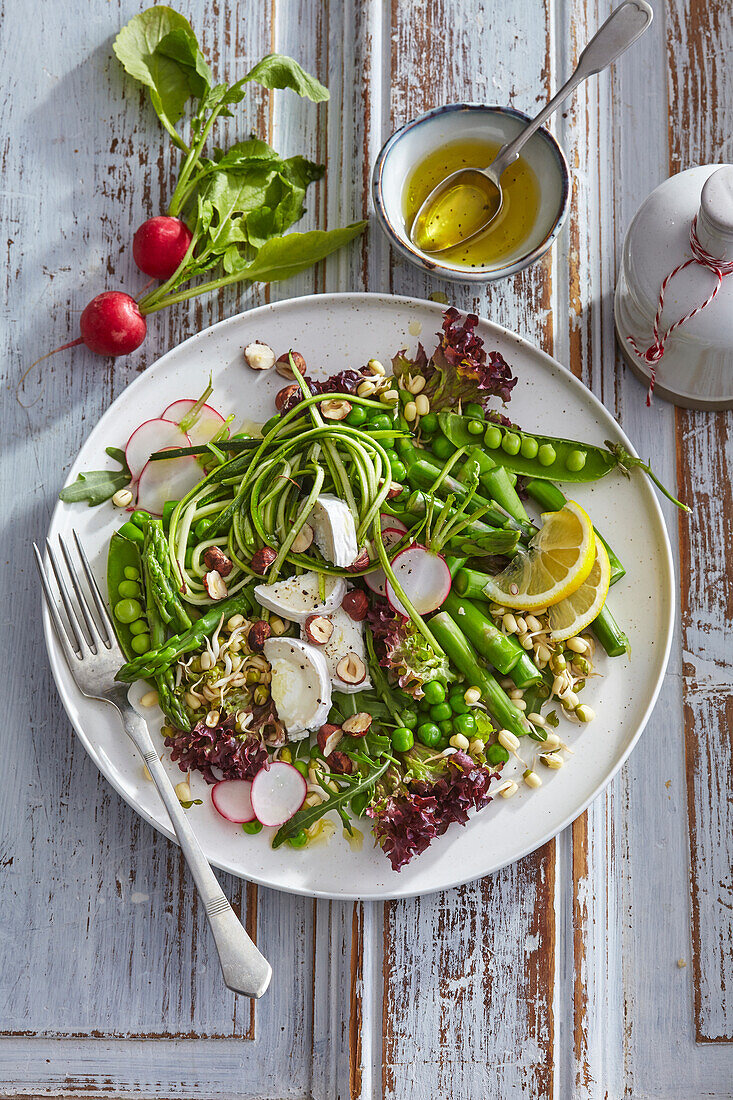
(482, 501, 596, 612)
(547, 538, 611, 642)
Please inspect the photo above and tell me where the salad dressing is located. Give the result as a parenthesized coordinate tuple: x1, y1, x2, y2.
(403, 139, 540, 267)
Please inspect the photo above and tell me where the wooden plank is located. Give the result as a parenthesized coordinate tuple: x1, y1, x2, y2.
(382, 1, 558, 1096)
(665, 0, 733, 1045)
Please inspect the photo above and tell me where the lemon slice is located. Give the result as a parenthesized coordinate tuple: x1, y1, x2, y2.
(482, 501, 596, 612)
(547, 538, 611, 641)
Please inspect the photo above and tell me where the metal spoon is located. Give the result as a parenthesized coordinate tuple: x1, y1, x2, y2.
(410, 0, 653, 254)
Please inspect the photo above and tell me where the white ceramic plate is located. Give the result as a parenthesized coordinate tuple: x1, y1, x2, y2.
(44, 293, 674, 900)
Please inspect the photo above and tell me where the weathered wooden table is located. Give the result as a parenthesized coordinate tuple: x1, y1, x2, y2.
(2, 1, 732, 1096)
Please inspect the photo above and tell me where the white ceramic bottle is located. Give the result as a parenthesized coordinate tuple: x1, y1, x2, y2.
(615, 164, 733, 409)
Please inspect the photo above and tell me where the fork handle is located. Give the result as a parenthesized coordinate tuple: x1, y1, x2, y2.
(121, 708, 272, 998)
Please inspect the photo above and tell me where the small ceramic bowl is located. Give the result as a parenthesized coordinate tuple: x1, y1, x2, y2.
(372, 103, 570, 282)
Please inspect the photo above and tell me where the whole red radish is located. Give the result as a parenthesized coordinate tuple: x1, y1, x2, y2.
(79, 292, 147, 355)
(133, 216, 193, 280)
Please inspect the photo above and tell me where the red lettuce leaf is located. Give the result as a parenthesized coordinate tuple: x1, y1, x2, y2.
(393, 307, 517, 414)
(164, 713, 269, 784)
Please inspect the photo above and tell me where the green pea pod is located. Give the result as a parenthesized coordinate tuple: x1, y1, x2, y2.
(439, 411, 615, 482)
(107, 531, 145, 661)
(437, 412, 689, 511)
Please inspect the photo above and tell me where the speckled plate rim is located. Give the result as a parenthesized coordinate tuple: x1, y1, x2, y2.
(371, 104, 571, 282)
(43, 292, 674, 901)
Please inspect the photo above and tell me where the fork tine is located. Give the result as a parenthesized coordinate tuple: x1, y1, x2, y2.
(44, 538, 93, 654)
(33, 542, 83, 662)
(72, 530, 114, 645)
(58, 535, 110, 650)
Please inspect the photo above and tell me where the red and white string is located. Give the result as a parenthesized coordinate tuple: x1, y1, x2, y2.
(627, 215, 733, 405)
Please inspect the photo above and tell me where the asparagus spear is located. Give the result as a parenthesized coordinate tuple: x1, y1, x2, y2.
(116, 591, 254, 682)
(429, 612, 530, 738)
(442, 590, 541, 682)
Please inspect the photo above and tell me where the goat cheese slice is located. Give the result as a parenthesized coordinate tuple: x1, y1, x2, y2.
(301, 605, 372, 695)
(263, 637, 332, 738)
(311, 494, 359, 567)
(254, 570, 346, 624)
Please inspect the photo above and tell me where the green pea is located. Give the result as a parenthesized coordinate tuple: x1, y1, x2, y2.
(400, 708, 418, 730)
(293, 760, 309, 779)
(464, 402, 485, 419)
(484, 425, 502, 449)
(130, 510, 149, 529)
(288, 830, 308, 848)
(114, 598, 143, 624)
(123, 566, 140, 581)
(438, 719, 453, 737)
(118, 579, 141, 599)
(390, 459, 407, 482)
(418, 694, 432, 712)
(538, 444, 556, 466)
(502, 432, 521, 456)
(417, 722, 441, 748)
(566, 449, 587, 472)
(429, 702, 452, 723)
(486, 743, 510, 765)
(422, 680, 446, 704)
(392, 727, 414, 752)
(346, 405, 368, 427)
(448, 691, 469, 715)
(130, 632, 151, 654)
(430, 435, 455, 461)
(369, 413, 392, 431)
(384, 448, 400, 467)
(129, 619, 149, 636)
(454, 713, 477, 737)
(467, 420, 484, 435)
(195, 516, 214, 539)
(419, 412, 438, 435)
(520, 436, 539, 460)
(242, 820, 263, 835)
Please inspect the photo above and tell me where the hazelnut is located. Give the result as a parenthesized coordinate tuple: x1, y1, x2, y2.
(202, 545, 233, 577)
(342, 712, 372, 736)
(275, 350, 307, 380)
(386, 481, 403, 500)
(317, 723, 343, 757)
(347, 547, 371, 572)
(247, 620, 272, 653)
(203, 570, 228, 600)
(275, 384, 299, 411)
(321, 399, 352, 420)
(250, 547, 277, 575)
(244, 341, 276, 371)
(336, 652, 367, 686)
(291, 523, 314, 553)
(326, 750, 355, 775)
(304, 614, 334, 645)
(341, 589, 369, 622)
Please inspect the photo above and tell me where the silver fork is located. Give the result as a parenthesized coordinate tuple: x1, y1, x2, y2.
(34, 532, 272, 999)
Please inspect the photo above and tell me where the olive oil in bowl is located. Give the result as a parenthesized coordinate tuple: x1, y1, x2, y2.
(403, 139, 541, 269)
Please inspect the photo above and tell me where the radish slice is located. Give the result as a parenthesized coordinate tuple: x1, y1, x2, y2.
(211, 779, 255, 823)
(136, 452, 202, 516)
(162, 399, 228, 446)
(365, 526, 413, 596)
(385, 546, 452, 616)
(380, 514, 407, 537)
(250, 761, 307, 827)
(125, 418, 189, 479)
